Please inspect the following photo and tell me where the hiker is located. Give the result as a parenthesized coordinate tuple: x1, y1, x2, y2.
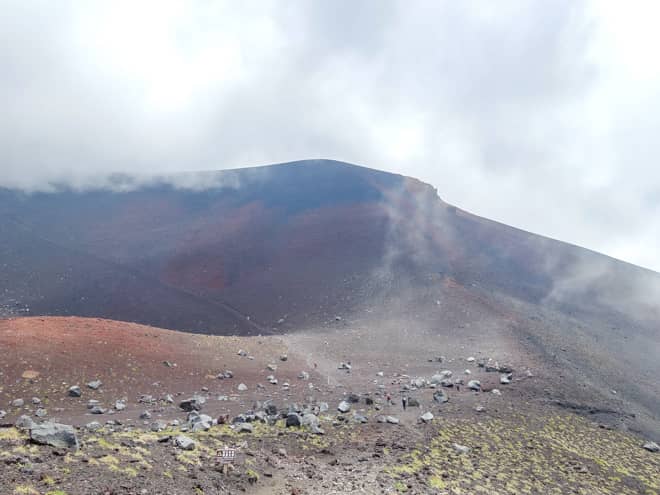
(402, 396, 407, 410)
(386, 392, 392, 405)
(456, 384, 461, 392)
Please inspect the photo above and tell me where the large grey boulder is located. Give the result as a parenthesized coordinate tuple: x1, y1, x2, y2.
(174, 435, 195, 450)
(500, 373, 512, 385)
(11, 399, 24, 408)
(337, 401, 351, 413)
(30, 422, 79, 450)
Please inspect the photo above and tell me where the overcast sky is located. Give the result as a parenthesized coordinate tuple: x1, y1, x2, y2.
(2, 0, 660, 271)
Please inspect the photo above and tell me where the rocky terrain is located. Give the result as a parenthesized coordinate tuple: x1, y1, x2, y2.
(0, 317, 658, 494)
(1, 160, 659, 493)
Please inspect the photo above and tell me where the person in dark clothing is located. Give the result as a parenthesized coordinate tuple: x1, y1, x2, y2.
(402, 396, 407, 410)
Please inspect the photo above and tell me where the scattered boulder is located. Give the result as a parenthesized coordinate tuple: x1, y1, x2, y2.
(87, 380, 102, 390)
(237, 349, 247, 357)
(453, 443, 470, 454)
(179, 397, 205, 412)
(337, 401, 351, 413)
(407, 398, 420, 407)
(264, 403, 277, 416)
(353, 413, 368, 424)
(643, 441, 659, 452)
(139, 411, 152, 420)
(235, 422, 253, 433)
(16, 415, 35, 430)
(90, 406, 106, 415)
(411, 377, 426, 389)
(85, 421, 102, 431)
(347, 393, 360, 403)
(150, 420, 167, 432)
(237, 383, 248, 392)
(266, 363, 277, 372)
(286, 413, 302, 427)
(298, 371, 309, 380)
(338, 362, 352, 371)
(420, 412, 434, 423)
(386, 416, 400, 425)
(174, 435, 195, 450)
(0, 410, 6, 420)
(30, 422, 79, 450)
(11, 399, 24, 408)
(301, 413, 320, 429)
(467, 380, 481, 391)
(433, 390, 449, 404)
(280, 354, 288, 361)
(500, 373, 512, 385)
(492, 389, 502, 396)
(35, 408, 47, 418)
(467, 357, 476, 362)
(318, 402, 329, 413)
(440, 379, 454, 388)
(114, 400, 126, 411)
(31, 397, 41, 405)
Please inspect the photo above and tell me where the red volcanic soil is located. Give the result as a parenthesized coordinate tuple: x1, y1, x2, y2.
(0, 317, 325, 425)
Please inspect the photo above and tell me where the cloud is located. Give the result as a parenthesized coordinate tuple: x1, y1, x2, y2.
(1, 0, 659, 270)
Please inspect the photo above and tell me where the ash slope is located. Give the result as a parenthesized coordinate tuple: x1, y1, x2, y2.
(0, 159, 659, 437)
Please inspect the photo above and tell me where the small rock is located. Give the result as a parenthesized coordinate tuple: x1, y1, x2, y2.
(90, 406, 106, 415)
(492, 389, 502, 396)
(139, 411, 152, 420)
(0, 410, 6, 420)
(467, 357, 475, 362)
(114, 401, 126, 411)
(386, 416, 399, 425)
(453, 443, 470, 454)
(11, 399, 24, 408)
(34, 408, 47, 418)
(150, 420, 167, 432)
(237, 349, 247, 357)
(16, 415, 35, 429)
(86, 421, 102, 431)
(87, 380, 102, 390)
(433, 390, 449, 404)
(179, 397, 205, 412)
(237, 383, 248, 392)
(337, 401, 351, 413)
(31, 397, 41, 405)
(174, 435, 195, 450)
(286, 413, 302, 427)
(235, 422, 253, 433)
(467, 380, 481, 391)
(68, 386, 82, 397)
(280, 354, 288, 361)
(643, 441, 659, 452)
(500, 374, 512, 385)
(420, 412, 434, 423)
(298, 371, 309, 380)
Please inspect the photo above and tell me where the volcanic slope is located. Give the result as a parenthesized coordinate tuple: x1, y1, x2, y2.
(1, 160, 659, 438)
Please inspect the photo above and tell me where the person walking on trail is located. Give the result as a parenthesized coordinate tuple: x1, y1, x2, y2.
(402, 396, 407, 411)
(386, 392, 392, 405)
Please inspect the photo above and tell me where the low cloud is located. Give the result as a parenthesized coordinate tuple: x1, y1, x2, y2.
(1, 0, 659, 270)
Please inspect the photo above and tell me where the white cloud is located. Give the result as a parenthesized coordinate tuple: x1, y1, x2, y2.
(1, 0, 659, 271)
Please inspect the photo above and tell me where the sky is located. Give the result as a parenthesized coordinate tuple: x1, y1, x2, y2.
(1, 0, 660, 271)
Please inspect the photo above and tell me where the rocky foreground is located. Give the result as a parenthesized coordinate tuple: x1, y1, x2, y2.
(2, 369, 659, 495)
(1, 317, 658, 494)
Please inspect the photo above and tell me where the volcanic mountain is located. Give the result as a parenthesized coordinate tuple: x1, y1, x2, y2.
(1, 159, 659, 438)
